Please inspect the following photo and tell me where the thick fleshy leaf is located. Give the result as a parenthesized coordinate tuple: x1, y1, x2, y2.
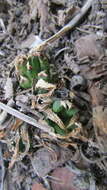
(38, 56, 50, 75)
(52, 100, 63, 113)
(15, 55, 50, 89)
(46, 119, 66, 135)
(65, 108, 78, 118)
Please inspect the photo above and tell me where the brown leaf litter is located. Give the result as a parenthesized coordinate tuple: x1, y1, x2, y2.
(29, 0, 56, 38)
(32, 183, 47, 190)
(30, 145, 72, 177)
(50, 167, 93, 190)
(75, 34, 103, 60)
(1, 0, 107, 189)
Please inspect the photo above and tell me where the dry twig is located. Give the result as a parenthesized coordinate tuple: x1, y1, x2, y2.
(0, 99, 14, 126)
(0, 102, 56, 137)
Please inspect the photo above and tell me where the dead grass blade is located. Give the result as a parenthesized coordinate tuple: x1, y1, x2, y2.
(11, 118, 23, 131)
(9, 135, 20, 168)
(0, 101, 56, 137)
(44, 108, 65, 130)
(9, 123, 30, 168)
(0, 131, 6, 139)
(0, 99, 14, 126)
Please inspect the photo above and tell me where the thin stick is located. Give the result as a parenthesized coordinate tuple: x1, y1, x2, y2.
(0, 99, 14, 125)
(30, 0, 93, 53)
(0, 102, 56, 137)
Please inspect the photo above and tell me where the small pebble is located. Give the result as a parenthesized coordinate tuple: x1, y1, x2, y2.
(70, 75, 87, 90)
(15, 8, 22, 17)
(55, 87, 69, 99)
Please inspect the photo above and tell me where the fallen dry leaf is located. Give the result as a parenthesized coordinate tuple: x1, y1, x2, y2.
(79, 59, 107, 80)
(0, 130, 6, 139)
(88, 84, 107, 153)
(89, 85, 104, 106)
(93, 106, 107, 136)
(32, 183, 47, 190)
(36, 79, 56, 90)
(93, 106, 107, 134)
(75, 34, 102, 59)
(51, 167, 90, 190)
(89, 85, 107, 132)
(29, 0, 56, 37)
(31, 145, 72, 177)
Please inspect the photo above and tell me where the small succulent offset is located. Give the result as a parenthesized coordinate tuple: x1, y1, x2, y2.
(46, 100, 78, 135)
(15, 54, 50, 89)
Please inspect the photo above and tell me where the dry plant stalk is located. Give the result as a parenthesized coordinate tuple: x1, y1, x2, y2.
(0, 102, 56, 137)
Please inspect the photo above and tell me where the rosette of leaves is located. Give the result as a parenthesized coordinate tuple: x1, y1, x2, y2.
(46, 100, 78, 135)
(16, 55, 50, 89)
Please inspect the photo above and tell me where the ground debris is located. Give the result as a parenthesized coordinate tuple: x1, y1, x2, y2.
(75, 34, 103, 60)
(0, 0, 107, 189)
(4, 77, 14, 100)
(30, 145, 73, 177)
(0, 143, 5, 190)
(29, 0, 56, 38)
(32, 183, 47, 190)
(50, 166, 95, 190)
(79, 58, 107, 80)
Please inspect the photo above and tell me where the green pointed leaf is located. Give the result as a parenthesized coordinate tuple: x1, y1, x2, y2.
(52, 100, 63, 113)
(20, 80, 32, 89)
(65, 108, 78, 118)
(39, 56, 50, 73)
(17, 55, 50, 89)
(67, 124, 78, 132)
(37, 89, 49, 94)
(19, 138, 25, 152)
(27, 56, 41, 78)
(46, 119, 66, 135)
(54, 124, 66, 135)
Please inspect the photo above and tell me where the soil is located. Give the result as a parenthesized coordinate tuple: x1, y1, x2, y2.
(0, 0, 107, 190)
